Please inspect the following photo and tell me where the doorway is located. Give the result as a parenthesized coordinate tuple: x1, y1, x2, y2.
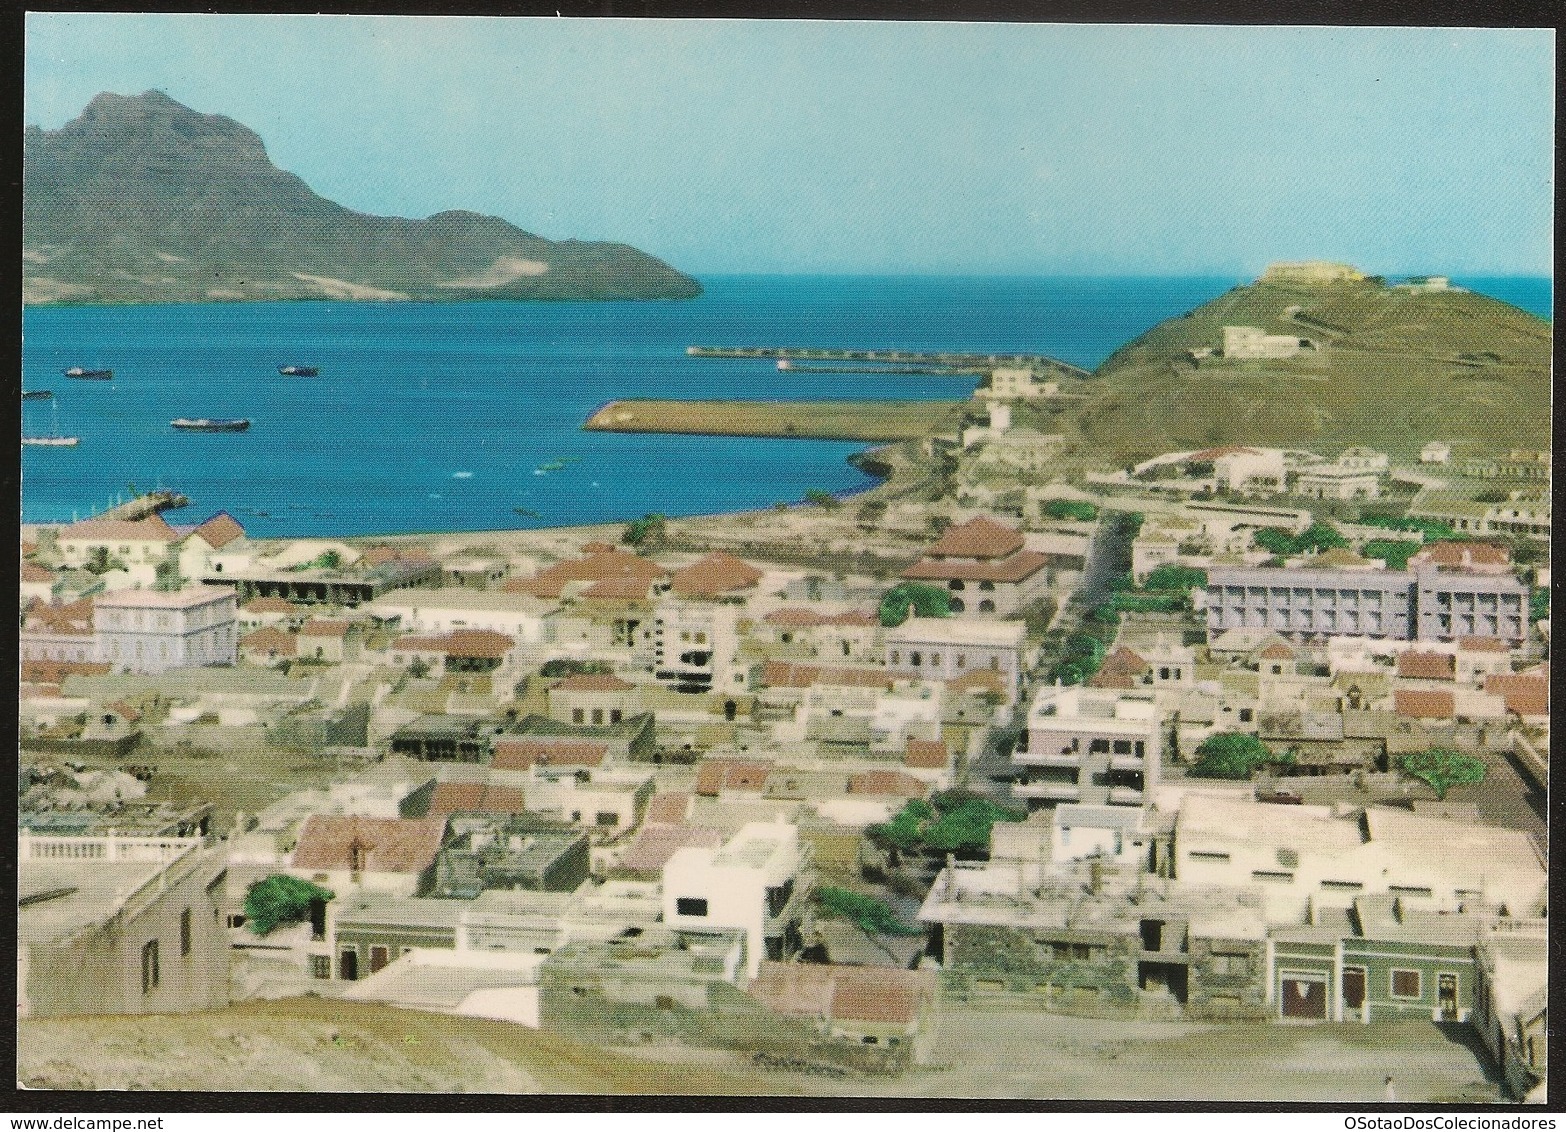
(1281, 975, 1326, 1020)
(370, 945, 390, 974)
(1341, 966, 1366, 1021)
(1438, 973, 1459, 1020)
(339, 948, 358, 981)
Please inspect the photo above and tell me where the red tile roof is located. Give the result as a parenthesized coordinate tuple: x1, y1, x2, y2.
(1457, 636, 1509, 653)
(1397, 651, 1456, 681)
(1485, 673, 1549, 717)
(847, 770, 928, 798)
(1393, 689, 1455, 720)
(644, 792, 694, 825)
(901, 550, 1050, 583)
(1410, 541, 1511, 569)
(508, 550, 669, 600)
(1090, 646, 1149, 688)
(491, 740, 609, 771)
(694, 759, 773, 796)
(425, 782, 528, 817)
(24, 598, 95, 636)
(667, 552, 764, 598)
(616, 825, 725, 874)
(764, 608, 876, 628)
(21, 563, 54, 583)
(553, 673, 635, 693)
(904, 738, 950, 769)
(1257, 642, 1297, 660)
(946, 669, 1008, 698)
(61, 515, 179, 543)
(20, 660, 111, 683)
(750, 962, 935, 1027)
(394, 629, 514, 659)
(579, 575, 660, 600)
(926, 516, 1025, 560)
(299, 619, 351, 638)
(104, 699, 143, 724)
(291, 815, 447, 874)
(240, 627, 297, 656)
(189, 511, 246, 549)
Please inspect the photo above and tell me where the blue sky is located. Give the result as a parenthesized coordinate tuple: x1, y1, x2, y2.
(25, 17, 1554, 276)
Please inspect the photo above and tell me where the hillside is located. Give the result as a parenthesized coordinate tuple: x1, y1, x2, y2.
(23, 91, 702, 305)
(1071, 277, 1550, 466)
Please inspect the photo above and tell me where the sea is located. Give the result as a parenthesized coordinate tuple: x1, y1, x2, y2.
(20, 275, 1552, 539)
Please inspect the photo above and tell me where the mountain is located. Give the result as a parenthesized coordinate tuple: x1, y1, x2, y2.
(1064, 275, 1550, 465)
(23, 91, 702, 305)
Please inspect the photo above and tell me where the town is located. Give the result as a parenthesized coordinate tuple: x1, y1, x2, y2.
(17, 266, 1549, 1100)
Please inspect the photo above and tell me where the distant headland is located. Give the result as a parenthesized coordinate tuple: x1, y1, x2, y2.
(22, 91, 702, 306)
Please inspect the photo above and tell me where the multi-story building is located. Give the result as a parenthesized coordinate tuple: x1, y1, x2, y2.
(662, 819, 812, 978)
(639, 600, 743, 694)
(1413, 566, 1528, 645)
(93, 585, 239, 674)
(1013, 685, 1161, 809)
(1221, 326, 1317, 360)
(883, 616, 1027, 704)
(1204, 566, 1528, 646)
(899, 516, 1049, 617)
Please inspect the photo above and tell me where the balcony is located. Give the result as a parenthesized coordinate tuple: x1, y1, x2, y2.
(1013, 781, 1081, 801)
(1108, 754, 1146, 773)
(1107, 786, 1144, 806)
(1016, 751, 1080, 768)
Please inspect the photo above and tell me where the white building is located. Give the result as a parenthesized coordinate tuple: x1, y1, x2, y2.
(94, 586, 238, 674)
(661, 820, 810, 979)
(1015, 685, 1161, 809)
(979, 368, 1060, 401)
(1221, 326, 1318, 360)
(1171, 794, 1548, 927)
(883, 616, 1028, 703)
(1420, 442, 1452, 465)
(1213, 447, 1287, 495)
(366, 588, 552, 641)
(642, 600, 744, 694)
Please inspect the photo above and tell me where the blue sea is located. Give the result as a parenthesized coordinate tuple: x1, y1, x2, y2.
(20, 275, 1551, 538)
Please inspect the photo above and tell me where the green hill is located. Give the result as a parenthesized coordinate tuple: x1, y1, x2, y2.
(1069, 277, 1550, 467)
(24, 91, 701, 305)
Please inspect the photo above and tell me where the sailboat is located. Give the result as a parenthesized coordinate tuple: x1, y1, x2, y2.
(23, 400, 79, 447)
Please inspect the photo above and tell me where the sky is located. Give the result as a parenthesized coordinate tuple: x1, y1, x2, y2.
(24, 16, 1555, 277)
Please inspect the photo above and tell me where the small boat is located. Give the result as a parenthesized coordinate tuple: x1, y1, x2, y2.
(21, 390, 52, 401)
(278, 365, 319, 376)
(172, 418, 251, 432)
(23, 402, 79, 446)
(63, 367, 113, 380)
(535, 455, 581, 474)
(512, 507, 541, 519)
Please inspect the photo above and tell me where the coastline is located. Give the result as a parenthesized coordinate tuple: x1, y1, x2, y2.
(583, 398, 966, 443)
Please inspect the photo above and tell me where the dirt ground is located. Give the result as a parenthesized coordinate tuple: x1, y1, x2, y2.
(625, 1006, 1504, 1104)
(28, 997, 1503, 1100)
(17, 998, 795, 1095)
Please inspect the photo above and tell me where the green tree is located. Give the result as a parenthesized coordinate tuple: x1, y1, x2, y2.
(1400, 749, 1486, 800)
(1361, 539, 1420, 570)
(814, 886, 922, 935)
(622, 512, 667, 548)
(856, 499, 888, 524)
(1191, 732, 1284, 780)
(1043, 499, 1099, 522)
(804, 488, 840, 509)
(1297, 522, 1348, 553)
(406, 658, 431, 679)
(1253, 528, 1297, 556)
(1142, 565, 1208, 593)
(867, 793, 1024, 858)
(243, 875, 334, 936)
(878, 582, 951, 627)
(1530, 587, 1549, 623)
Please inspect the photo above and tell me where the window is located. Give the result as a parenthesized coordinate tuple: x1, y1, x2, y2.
(1391, 969, 1422, 999)
(591, 709, 603, 725)
(610, 709, 622, 724)
(1251, 870, 1294, 883)
(141, 940, 160, 994)
(1390, 885, 1434, 899)
(595, 811, 619, 827)
(676, 897, 708, 917)
(979, 600, 996, 613)
(310, 955, 331, 980)
(1321, 880, 1364, 892)
(572, 709, 584, 724)
(179, 908, 192, 957)
(1210, 953, 1250, 976)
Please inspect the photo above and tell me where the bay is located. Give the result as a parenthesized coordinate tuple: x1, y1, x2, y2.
(20, 274, 1548, 538)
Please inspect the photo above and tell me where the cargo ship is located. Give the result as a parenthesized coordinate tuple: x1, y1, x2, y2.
(64, 367, 113, 380)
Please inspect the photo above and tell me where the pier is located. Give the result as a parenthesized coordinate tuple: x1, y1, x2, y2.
(93, 490, 190, 522)
(687, 345, 1092, 379)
